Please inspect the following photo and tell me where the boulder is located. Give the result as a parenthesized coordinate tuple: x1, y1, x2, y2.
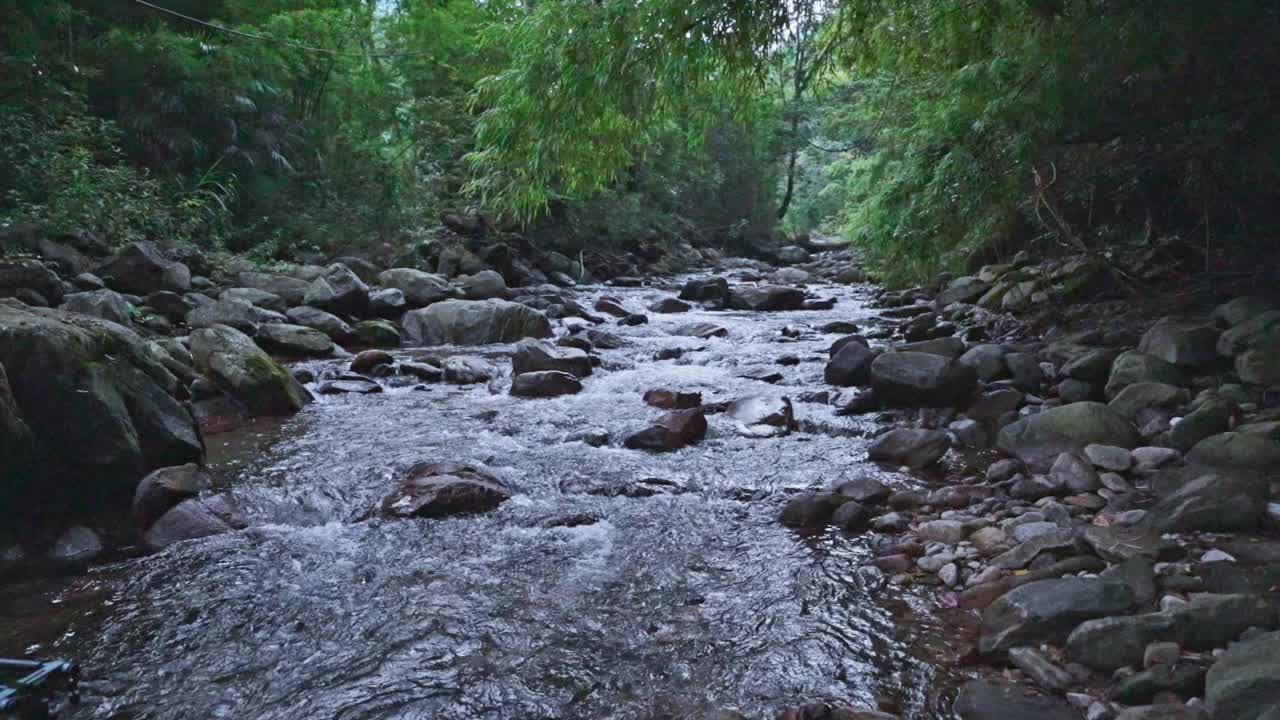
(648, 297, 692, 313)
(378, 461, 512, 518)
(1212, 296, 1276, 328)
(402, 299, 552, 346)
(351, 319, 402, 348)
(254, 323, 335, 357)
(1138, 317, 1221, 369)
(303, 263, 369, 315)
(643, 389, 702, 410)
(144, 495, 245, 551)
(1217, 310, 1280, 357)
(777, 245, 811, 264)
(1108, 382, 1190, 421)
(376, 268, 453, 307)
(824, 342, 876, 386)
(234, 271, 310, 306)
(0, 301, 202, 507)
(727, 285, 806, 311)
(285, 306, 353, 341)
(187, 298, 284, 335)
(780, 492, 846, 528)
(442, 357, 493, 384)
(953, 680, 1080, 720)
(997, 402, 1138, 468)
(867, 428, 951, 468)
(48, 525, 103, 566)
(1168, 398, 1233, 451)
(958, 344, 1007, 381)
(1048, 452, 1100, 493)
(1205, 630, 1280, 720)
(0, 258, 66, 306)
(673, 322, 728, 339)
(221, 287, 287, 314)
(937, 276, 990, 306)
(61, 289, 131, 326)
(1148, 467, 1267, 532)
(896, 336, 966, 358)
(1105, 351, 1185, 399)
(1236, 325, 1280, 386)
(624, 408, 708, 451)
(131, 463, 212, 529)
(458, 269, 508, 300)
(1067, 594, 1280, 671)
(512, 338, 593, 378)
(189, 325, 313, 416)
(678, 277, 730, 304)
(511, 370, 582, 398)
(868, 352, 978, 407)
(980, 577, 1134, 653)
(1187, 432, 1280, 470)
(367, 288, 406, 316)
(350, 349, 394, 374)
(100, 242, 190, 295)
(726, 395, 795, 436)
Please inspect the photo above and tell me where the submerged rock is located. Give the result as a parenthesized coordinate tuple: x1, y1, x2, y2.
(512, 338, 593, 378)
(727, 284, 806, 311)
(867, 428, 951, 468)
(510, 371, 582, 398)
(625, 408, 708, 451)
(144, 494, 246, 551)
(378, 461, 513, 518)
(132, 463, 212, 529)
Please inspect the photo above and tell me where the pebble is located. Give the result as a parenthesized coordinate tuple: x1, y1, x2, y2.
(1012, 521, 1059, 543)
(917, 552, 957, 573)
(937, 563, 958, 587)
(871, 512, 907, 532)
(916, 520, 967, 544)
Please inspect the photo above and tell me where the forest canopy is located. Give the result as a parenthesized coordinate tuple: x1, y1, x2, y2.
(3, 0, 1278, 284)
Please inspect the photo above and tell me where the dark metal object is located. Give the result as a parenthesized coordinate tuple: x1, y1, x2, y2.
(0, 658, 80, 719)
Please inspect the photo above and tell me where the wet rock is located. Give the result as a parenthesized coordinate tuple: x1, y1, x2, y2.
(442, 357, 493, 384)
(511, 370, 582, 398)
(221, 287, 287, 314)
(624, 408, 708, 452)
(643, 389, 702, 410)
(867, 428, 951, 468)
(100, 242, 190, 295)
(618, 312, 648, 326)
(351, 319, 401, 347)
(144, 290, 194, 320)
(565, 428, 610, 447)
(678, 276, 730, 304)
(235, 271, 311, 306)
(1212, 296, 1276, 328)
(958, 344, 1007, 381)
(1005, 352, 1044, 392)
(781, 492, 846, 528)
(46, 525, 102, 567)
(1114, 706, 1209, 720)
(992, 528, 1079, 570)
(1108, 382, 1189, 422)
(1217, 309, 1280, 357)
(351, 349, 394, 374)
(594, 297, 628, 317)
(1067, 594, 1280, 671)
(378, 461, 512, 518)
(132, 463, 211, 529)
(61, 289, 131, 326)
(1169, 398, 1233, 452)
(144, 495, 244, 551)
(255, 323, 335, 357)
(953, 680, 1080, 720)
(917, 519, 968, 544)
(285, 306, 353, 342)
(648, 297, 691, 313)
(190, 324, 313, 415)
(1081, 525, 1176, 563)
(377, 268, 453, 307)
(1009, 646, 1077, 692)
(824, 342, 876, 386)
(1084, 444, 1132, 472)
(398, 361, 443, 382)
(187, 297, 284, 335)
(1049, 452, 1101, 493)
(367, 288, 406, 316)
(1061, 348, 1121, 383)
(1187, 431, 1280, 470)
(1148, 467, 1267, 532)
(1139, 317, 1221, 369)
(1205, 630, 1280, 720)
(896, 336, 965, 358)
(1106, 351, 1185, 400)
(968, 388, 1025, 423)
(512, 338, 593, 378)
(0, 258, 66, 306)
(980, 577, 1133, 653)
(317, 378, 382, 394)
(937, 275, 989, 306)
(726, 395, 795, 435)
(727, 284, 806, 311)
(1236, 339, 1280, 387)
(403, 299, 552, 346)
(303, 263, 369, 315)
(458, 269, 507, 300)
(736, 367, 783, 383)
(997, 402, 1138, 468)
(1112, 663, 1206, 705)
(868, 352, 978, 407)
(821, 320, 860, 334)
(835, 477, 891, 505)
(673, 322, 728, 339)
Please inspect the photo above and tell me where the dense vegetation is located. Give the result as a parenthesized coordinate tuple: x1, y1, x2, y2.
(3, 0, 1278, 284)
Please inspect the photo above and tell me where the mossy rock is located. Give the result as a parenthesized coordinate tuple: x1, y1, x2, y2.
(190, 324, 312, 416)
(352, 319, 402, 348)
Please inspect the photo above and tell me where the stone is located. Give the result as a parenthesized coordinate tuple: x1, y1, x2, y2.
(937, 275, 990, 306)
(958, 344, 1007, 381)
(777, 245, 811, 264)
(969, 388, 1026, 422)
(867, 428, 951, 468)
(727, 285, 806, 311)
(61, 289, 131, 325)
(1148, 467, 1267, 532)
(1103, 557, 1158, 605)
(1082, 525, 1176, 564)
(144, 290, 194, 320)
(835, 477, 891, 505)
(1217, 309, 1280, 357)
(1169, 399, 1234, 452)
(1005, 352, 1044, 391)
(1212, 296, 1276, 328)
(1013, 521, 1060, 543)
(377, 268, 453, 307)
(144, 495, 244, 551)
(458, 269, 507, 300)
(350, 349, 394, 374)
(190, 324, 313, 416)
(624, 408, 708, 451)
(831, 500, 874, 532)
(991, 528, 1079, 570)
(1106, 351, 1185, 400)
(351, 319, 401, 347)
(221, 287, 287, 314)
(1062, 349, 1121, 383)
(0, 301, 203, 506)
(48, 525, 103, 566)
(643, 389, 702, 410)
(1049, 452, 1101, 493)
(234, 271, 310, 306)
(403, 299, 552, 346)
(1139, 317, 1221, 369)
(997, 402, 1139, 468)
(1113, 706, 1209, 720)
(916, 519, 967, 544)
(511, 371, 582, 398)
(1067, 594, 1280, 671)
(378, 461, 512, 518)
(303, 263, 369, 315)
(1205, 630, 1280, 720)
(367, 288, 406, 316)
(949, 418, 990, 448)
(285, 306, 353, 341)
(594, 297, 628, 317)
(131, 463, 211, 529)
(1131, 446, 1181, 474)
(953, 680, 1080, 720)
(100, 241, 190, 295)
(678, 277, 730, 304)
(824, 342, 876, 386)
(1187, 432, 1280, 469)
(648, 297, 691, 313)
(512, 338, 593, 378)
(869, 352, 978, 407)
(896, 336, 966, 358)
(441, 357, 493, 384)
(0, 258, 65, 306)
(1108, 382, 1189, 422)
(726, 395, 795, 435)
(317, 379, 382, 395)
(1085, 444, 1132, 472)
(1237, 343, 1280, 387)
(980, 577, 1134, 653)
(780, 493, 846, 528)
(1112, 664, 1206, 705)
(970, 526, 1013, 556)
(187, 297, 284, 335)
(1009, 646, 1077, 691)
(1144, 641, 1182, 668)
(254, 323, 335, 357)
(672, 321, 728, 339)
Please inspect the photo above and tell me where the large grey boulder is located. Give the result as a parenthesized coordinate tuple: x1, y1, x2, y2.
(980, 577, 1133, 653)
(1187, 432, 1280, 470)
(285, 306, 353, 341)
(727, 284, 806, 311)
(1138, 317, 1221, 369)
(824, 342, 876, 386)
(869, 352, 978, 407)
(0, 258, 65, 306)
(221, 287, 287, 314)
(61, 289, 131, 326)
(997, 402, 1138, 468)
(510, 371, 582, 398)
(953, 680, 1080, 720)
(1217, 310, 1280, 357)
(234, 271, 310, 306)
(867, 428, 951, 468)
(1205, 630, 1280, 720)
(100, 241, 190, 295)
(1105, 351, 1184, 399)
(1212, 296, 1276, 328)
(187, 298, 284, 335)
(189, 324, 313, 416)
(458, 269, 508, 300)
(1067, 594, 1280, 671)
(303, 263, 369, 315)
(1107, 382, 1189, 421)
(254, 323, 335, 358)
(132, 463, 211, 529)
(1236, 326, 1280, 387)
(402, 299, 552, 346)
(512, 338, 593, 378)
(0, 300, 202, 506)
(1148, 466, 1267, 532)
(377, 268, 453, 307)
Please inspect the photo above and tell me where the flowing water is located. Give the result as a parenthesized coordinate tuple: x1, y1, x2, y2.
(3, 265, 967, 719)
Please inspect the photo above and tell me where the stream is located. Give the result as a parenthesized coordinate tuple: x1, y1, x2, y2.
(3, 263, 967, 719)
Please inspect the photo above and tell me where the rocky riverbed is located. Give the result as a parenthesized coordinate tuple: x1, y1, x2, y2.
(1, 237, 1279, 720)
